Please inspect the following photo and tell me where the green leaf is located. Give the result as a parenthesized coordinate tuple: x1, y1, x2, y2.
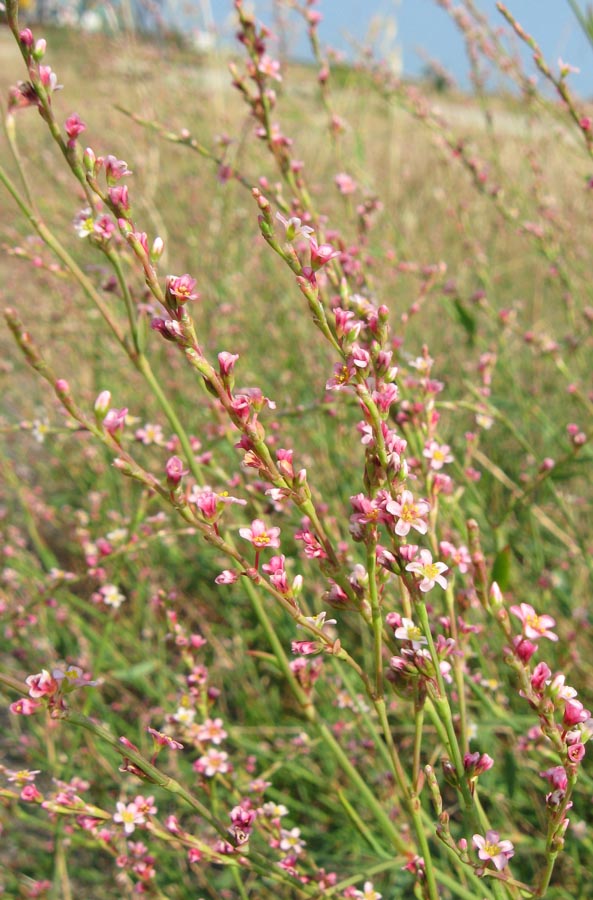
(111, 660, 160, 681)
(491, 545, 512, 591)
(452, 297, 477, 344)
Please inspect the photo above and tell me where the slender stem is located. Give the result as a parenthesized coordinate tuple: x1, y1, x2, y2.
(367, 537, 383, 698)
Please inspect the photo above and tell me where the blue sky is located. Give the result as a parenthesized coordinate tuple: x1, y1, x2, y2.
(202, 1, 593, 95)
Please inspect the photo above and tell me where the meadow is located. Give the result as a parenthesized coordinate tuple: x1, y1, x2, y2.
(1, 1, 593, 897)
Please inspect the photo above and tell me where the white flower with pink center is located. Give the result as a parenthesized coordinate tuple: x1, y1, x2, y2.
(405, 549, 448, 592)
(386, 490, 430, 537)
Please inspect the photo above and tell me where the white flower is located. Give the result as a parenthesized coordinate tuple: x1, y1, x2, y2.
(394, 617, 427, 649)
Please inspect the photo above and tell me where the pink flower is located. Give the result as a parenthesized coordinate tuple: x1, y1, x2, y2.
(464, 752, 494, 777)
(166, 274, 200, 306)
(510, 603, 558, 642)
(309, 238, 340, 271)
(405, 549, 448, 592)
(239, 519, 281, 550)
(215, 569, 239, 584)
(104, 155, 132, 183)
(472, 831, 514, 870)
(21, 784, 42, 802)
(567, 742, 586, 763)
(540, 766, 568, 791)
(257, 55, 282, 81)
(108, 184, 130, 212)
(386, 490, 430, 537)
(564, 699, 590, 726)
(292, 640, 321, 655)
(335, 172, 357, 195)
(65, 113, 86, 143)
(26, 669, 58, 699)
(147, 727, 183, 750)
(531, 661, 552, 692)
(193, 748, 230, 777)
(165, 455, 188, 486)
(423, 440, 454, 470)
(218, 351, 239, 376)
(195, 718, 228, 745)
(10, 698, 41, 715)
(103, 407, 128, 435)
(326, 359, 357, 392)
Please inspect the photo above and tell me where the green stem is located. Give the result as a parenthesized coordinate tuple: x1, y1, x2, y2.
(374, 699, 440, 900)
(367, 537, 383, 698)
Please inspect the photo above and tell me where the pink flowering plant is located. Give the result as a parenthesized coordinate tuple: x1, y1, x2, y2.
(0, 0, 592, 897)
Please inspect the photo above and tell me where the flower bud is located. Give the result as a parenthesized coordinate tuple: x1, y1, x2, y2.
(83, 147, 96, 174)
(33, 39, 47, 60)
(20, 29, 34, 48)
(94, 390, 112, 421)
(165, 456, 189, 486)
(150, 236, 164, 262)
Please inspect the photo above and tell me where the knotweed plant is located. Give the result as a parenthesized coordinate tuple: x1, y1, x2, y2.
(0, 1, 591, 898)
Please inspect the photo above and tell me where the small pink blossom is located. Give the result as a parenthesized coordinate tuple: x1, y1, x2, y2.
(464, 752, 494, 777)
(165, 455, 188, 486)
(309, 238, 340, 271)
(196, 718, 228, 745)
(405, 549, 448, 592)
(26, 669, 58, 699)
(10, 697, 41, 715)
(166, 273, 200, 305)
(239, 519, 281, 550)
(386, 490, 430, 537)
(65, 113, 86, 143)
(103, 406, 128, 435)
(564, 699, 590, 726)
(540, 766, 568, 791)
(104, 155, 132, 183)
(472, 831, 514, 870)
(113, 801, 146, 835)
(335, 172, 357, 195)
(258, 55, 282, 81)
(194, 747, 230, 777)
(510, 603, 558, 642)
(423, 440, 454, 470)
(147, 727, 183, 750)
(215, 569, 239, 584)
